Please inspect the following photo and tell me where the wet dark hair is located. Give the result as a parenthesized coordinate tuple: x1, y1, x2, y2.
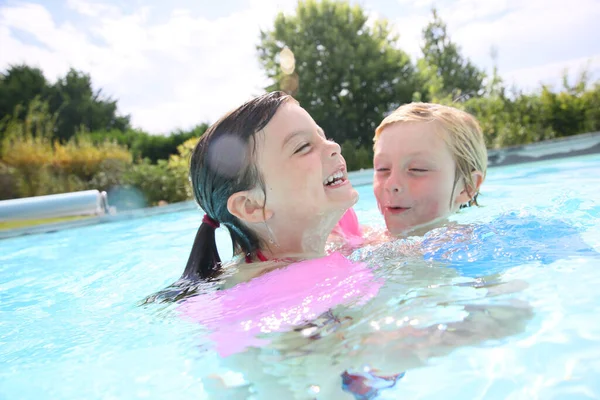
(181, 91, 293, 281)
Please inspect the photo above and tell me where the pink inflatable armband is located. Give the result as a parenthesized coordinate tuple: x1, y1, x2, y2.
(332, 207, 364, 247)
(178, 252, 381, 357)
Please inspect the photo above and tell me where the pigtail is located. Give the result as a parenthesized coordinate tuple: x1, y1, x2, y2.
(181, 215, 222, 280)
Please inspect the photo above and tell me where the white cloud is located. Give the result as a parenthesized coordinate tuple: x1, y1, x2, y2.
(66, 0, 120, 17)
(0, 0, 296, 133)
(391, 0, 600, 91)
(396, 0, 434, 8)
(503, 54, 600, 92)
(1, 0, 599, 134)
(0, 3, 151, 85)
(1, 4, 91, 80)
(452, 0, 599, 63)
(392, 13, 429, 60)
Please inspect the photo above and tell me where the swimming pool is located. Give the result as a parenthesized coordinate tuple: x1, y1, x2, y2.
(1, 154, 599, 399)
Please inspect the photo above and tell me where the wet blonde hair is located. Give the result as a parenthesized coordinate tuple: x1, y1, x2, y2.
(374, 102, 487, 207)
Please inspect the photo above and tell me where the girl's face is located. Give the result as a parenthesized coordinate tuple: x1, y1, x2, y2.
(249, 102, 358, 242)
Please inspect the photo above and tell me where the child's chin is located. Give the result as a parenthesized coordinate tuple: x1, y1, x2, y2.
(385, 222, 409, 236)
(385, 216, 422, 235)
(349, 189, 359, 205)
(333, 188, 359, 207)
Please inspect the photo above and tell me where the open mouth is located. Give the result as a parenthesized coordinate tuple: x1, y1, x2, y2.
(386, 206, 410, 214)
(323, 169, 348, 188)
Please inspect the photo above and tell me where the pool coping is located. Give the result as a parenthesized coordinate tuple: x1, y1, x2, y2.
(0, 201, 200, 240)
(2, 130, 599, 240)
(486, 130, 600, 167)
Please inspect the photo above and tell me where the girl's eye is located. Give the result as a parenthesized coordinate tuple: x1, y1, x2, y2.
(294, 143, 311, 154)
(409, 168, 428, 172)
(375, 168, 390, 172)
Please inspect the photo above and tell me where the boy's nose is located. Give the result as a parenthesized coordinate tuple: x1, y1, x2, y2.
(387, 180, 402, 193)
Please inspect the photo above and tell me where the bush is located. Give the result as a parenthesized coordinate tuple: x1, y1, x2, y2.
(86, 123, 208, 163)
(0, 162, 17, 200)
(121, 137, 200, 206)
(122, 160, 183, 206)
(341, 140, 373, 171)
(1, 98, 133, 198)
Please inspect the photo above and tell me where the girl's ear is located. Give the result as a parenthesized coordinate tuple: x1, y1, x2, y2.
(227, 190, 273, 223)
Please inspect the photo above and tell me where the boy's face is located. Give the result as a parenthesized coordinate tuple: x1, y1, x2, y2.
(373, 122, 467, 235)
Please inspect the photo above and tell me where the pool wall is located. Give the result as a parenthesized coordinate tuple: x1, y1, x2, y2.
(486, 130, 600, 166)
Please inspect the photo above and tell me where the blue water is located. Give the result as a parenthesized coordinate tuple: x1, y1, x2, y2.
(1, 154, 600, 399)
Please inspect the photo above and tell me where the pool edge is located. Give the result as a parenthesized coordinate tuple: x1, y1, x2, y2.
(0, 200, 199, 240)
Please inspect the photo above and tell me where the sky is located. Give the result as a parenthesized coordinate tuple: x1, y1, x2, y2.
(1, 0, 599, 134)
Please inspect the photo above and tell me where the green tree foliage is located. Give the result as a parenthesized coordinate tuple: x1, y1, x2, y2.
(258, 0, 416, 154)
(257, 1, 598, 164)
(463, 70, 600, 148)
(122, 137, 200, 205)
(47, 69, 130, 141)
(0, 98, 132, 198)
(0, 65, 130, 143)
(415, 8, 486, 102)
(0, 65, 49, 122)
(1, 64, 208, 163)
(341, 139, 372, 171)
(0, 98, 201, 205)
(86, 123, 208, 163)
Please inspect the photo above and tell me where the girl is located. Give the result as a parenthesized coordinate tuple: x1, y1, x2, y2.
(146, 91, 358, 302)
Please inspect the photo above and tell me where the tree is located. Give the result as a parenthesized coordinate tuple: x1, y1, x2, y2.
(257, 0, 416, 150)
(0, 65, 48, 117)
(416, 8, 485, 101)
(0, 65, 50, 143)
(47, 69, 130, 141)
(0, 65, 130, 143)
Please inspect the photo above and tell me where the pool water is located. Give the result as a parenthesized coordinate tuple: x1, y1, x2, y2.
(1, 154, 600, 399)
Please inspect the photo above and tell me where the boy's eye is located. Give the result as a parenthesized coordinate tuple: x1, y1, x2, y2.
(294, 143, 311, 154)
(375, 168, 390, 172)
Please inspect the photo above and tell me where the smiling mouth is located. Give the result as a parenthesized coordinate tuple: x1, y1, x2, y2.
(323, 168, 348, 188)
